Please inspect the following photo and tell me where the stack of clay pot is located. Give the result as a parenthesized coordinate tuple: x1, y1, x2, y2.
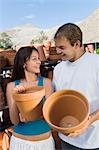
(0, 53, 7, 69)
(49, 47, 61, 61)
(0, 85, 5, 109)
(1, 49, 16, 66)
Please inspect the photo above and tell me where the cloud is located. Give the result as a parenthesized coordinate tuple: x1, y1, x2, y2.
(27, 0, 52, 4)
(24, 14, 36, 19)
(29, 0, 46, 3)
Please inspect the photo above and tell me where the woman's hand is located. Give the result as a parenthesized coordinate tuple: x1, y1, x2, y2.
(19, 113, 26, 122)
(13, 85, 26, 93)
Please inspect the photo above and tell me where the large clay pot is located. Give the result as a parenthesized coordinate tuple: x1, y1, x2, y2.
(49, 47, 61, 61)
(43, 89, 99, 135)
(13, 86, 45, 122)
(0, 85, 5, 109)
(0, 53, 7, 69)
(1, 49, 16, 66)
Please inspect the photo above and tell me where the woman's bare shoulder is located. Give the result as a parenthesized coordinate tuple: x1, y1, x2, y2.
(6, 81, 15, 91)
(43, 77, 52, 85)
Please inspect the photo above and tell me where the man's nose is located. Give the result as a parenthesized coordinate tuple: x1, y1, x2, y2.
(56, 48, 62, 54)
(37, 59, 41, 64)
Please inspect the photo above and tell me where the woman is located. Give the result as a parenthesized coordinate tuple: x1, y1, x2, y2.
(6, 46, 55, 150)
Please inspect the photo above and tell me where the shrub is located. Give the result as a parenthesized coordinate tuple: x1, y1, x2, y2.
(96, 48, 99, 54)
(0, 32, 13, 49)
(30, 31, 48, 44)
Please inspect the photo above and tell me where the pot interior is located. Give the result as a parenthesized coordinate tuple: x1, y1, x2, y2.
(46, 94, 89, 129)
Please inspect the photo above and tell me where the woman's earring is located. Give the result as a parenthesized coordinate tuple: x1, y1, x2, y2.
(23, 64, 26, 69)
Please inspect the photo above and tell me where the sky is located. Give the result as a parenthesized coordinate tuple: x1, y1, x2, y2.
(0, 0, 99, 32)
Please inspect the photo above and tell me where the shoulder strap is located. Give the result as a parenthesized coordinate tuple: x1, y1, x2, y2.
(15, 77, 44, 86)
(14, 80, 20, 86)
(38, 76, 44, 86)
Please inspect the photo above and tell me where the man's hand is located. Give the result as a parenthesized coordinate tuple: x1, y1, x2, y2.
(68, 109, 99, 137)
(68, 119, 89, 137)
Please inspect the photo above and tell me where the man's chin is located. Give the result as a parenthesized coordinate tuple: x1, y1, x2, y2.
(35, 70, 40, 74)
(61, 56, 68, 61)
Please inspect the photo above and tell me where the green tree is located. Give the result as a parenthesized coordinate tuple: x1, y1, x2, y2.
(0, 32, 13, 49)
(96, 48, 99, 54)
(30, 31, 48, 44)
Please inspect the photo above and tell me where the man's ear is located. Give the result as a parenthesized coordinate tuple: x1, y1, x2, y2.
(75, 40, 81, 47)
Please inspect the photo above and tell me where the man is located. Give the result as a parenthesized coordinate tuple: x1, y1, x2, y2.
(53, 23, 99, 149)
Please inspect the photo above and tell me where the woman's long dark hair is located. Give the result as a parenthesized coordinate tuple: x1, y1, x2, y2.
(11, 46, 38, 81)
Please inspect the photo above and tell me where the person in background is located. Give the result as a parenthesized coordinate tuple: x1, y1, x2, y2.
(6, 46, 55, 150)
(85, 44, 94, 53)
(53, 23, 99, 149)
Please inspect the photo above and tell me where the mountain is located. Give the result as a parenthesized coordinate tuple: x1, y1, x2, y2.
(1, 24, 59, 47)
(0, 8, 99, 47)
(79, 8, 99, 43)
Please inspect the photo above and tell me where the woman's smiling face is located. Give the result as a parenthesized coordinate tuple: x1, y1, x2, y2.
(24, 50, 41, 74)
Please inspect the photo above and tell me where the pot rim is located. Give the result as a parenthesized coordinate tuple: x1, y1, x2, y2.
(13, 86, 45, 100)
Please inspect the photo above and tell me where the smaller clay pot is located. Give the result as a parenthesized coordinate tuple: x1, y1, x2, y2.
(49, 54, 61, 61)
(1, 49, 16, 66)
(0, 85, 5, 109)
(0, 53, 7, 69)
(13, 86, 45, 121)
(49, 47, 61, 61)
(43, 90, 99, 135)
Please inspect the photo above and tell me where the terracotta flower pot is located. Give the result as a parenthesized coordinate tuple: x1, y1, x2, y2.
(13, 86, 45, 122)
(0, 53, 7, 69)
(49, 54, 61, 61)
(43, 90, 99, 135)
(49, 47, 61, 61)
(0, 85, 5, 109)
(1, 49, 16, 66)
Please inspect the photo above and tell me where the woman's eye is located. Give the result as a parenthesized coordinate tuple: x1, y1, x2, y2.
(33, 58, 36, 60)
(32, 58, 40, 61)
(61, 47, 65, 50)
